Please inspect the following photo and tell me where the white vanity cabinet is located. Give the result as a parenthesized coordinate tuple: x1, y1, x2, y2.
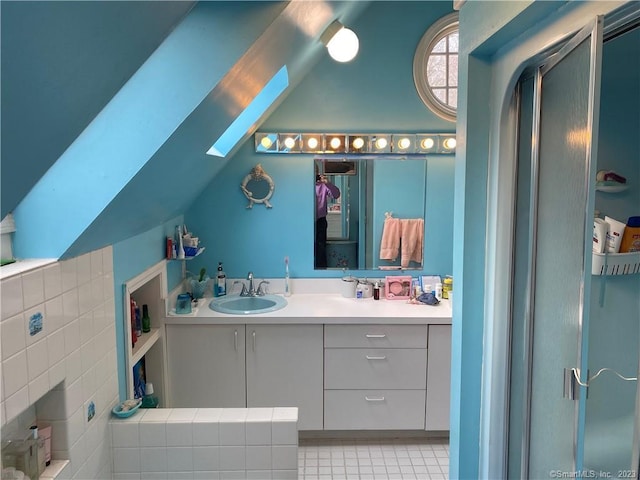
(324, 324, 428, 430)
(166, 324, 246, 408)
(426, 324, 452, 431)
(246, 325, 324, 430)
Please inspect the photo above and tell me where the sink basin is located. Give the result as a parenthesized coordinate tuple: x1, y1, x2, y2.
(209, 294, 287, 315)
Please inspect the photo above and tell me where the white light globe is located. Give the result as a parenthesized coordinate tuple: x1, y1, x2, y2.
(327, 27, 359, 63)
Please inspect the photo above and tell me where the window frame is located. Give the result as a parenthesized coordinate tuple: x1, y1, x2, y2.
(413, 12, 460, 122)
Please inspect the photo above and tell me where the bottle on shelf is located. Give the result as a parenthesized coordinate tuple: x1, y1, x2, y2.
(130, 299, 138, 348)
(29, 426, 46, 476)
(141, 304, 151, 333)
(176, 225, 185, 259)
(134, 303, 142, 337)
(215, 262, 227, 297)
(141, 383, 159, 408)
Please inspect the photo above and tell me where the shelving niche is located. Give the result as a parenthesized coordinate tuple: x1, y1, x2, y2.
(123, 260, 168, 405)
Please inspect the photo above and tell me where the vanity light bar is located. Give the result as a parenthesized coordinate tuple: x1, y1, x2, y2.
(254, 132, 456, 154)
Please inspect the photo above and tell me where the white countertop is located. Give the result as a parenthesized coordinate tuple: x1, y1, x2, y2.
(164, 293, 452, 325)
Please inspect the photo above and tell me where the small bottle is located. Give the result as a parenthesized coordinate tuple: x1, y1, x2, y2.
(216, 262, 227, 297)
(176, 225, 185, 259)
(130, 299, 137, 348)
(134, 303, 142, 337)
(30, 426, 46, 476)
(435, 283, 443, 301)
(141, 304, 151, 333)
(140, 383, 159, 408)
(356, 281, 365, 299)
(373, 282, 380, 300)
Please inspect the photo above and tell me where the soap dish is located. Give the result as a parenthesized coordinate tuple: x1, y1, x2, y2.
(112, 399, 142, 418)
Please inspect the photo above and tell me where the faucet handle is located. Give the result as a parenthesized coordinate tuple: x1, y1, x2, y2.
(247, 271, 253, 280)
(257, 280, 270, 296)
(233, 280, 249, 296)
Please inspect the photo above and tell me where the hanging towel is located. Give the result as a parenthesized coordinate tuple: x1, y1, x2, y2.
(380, 217, 401, 261)
(400, 218, 424, 267)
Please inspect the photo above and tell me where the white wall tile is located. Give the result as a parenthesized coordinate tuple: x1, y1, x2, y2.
(166, 446, 193, 471)
(140, 447, 168, 473)
(193, 472, 220, 480)
(68, 436, 87, 478)
(67, 406, 85, 446)
(91, 277, 105, 305)
(64, 319, 81, 356)
(78, 282, 93, 316)
(112, 421, 140, 447)
(246, 445, 271, 470)
(140, 473, 167, 480)
(272, 445, 298, 469)
(3, 350, 28, 397)
(192, 446, 219, 471)
(62, 288, 79, 323)
(140, 422, 166, 447)
(90, 250, 103, 279)
(271, 419, 297, 446)
(113, 447, 141, 474)
(1, 401, 6, 427)
(43, 263, 62, 300)
(27, 337, 49, 380)
(1, 313, 26, 360)
(28, 371, 50, 404)
(140, 409, 171, 422)
(270, 469, 297, 479)
(78, 312, 94, 345)
(165, 472, 193, 480)
(60, 257, 78, 293)
(22, 268, 45, 309)
(193, 421, 219, 446)
(1, 275, 24, 318)
(65, 348, 83, 384)
(65, 378, 84, 419)
(49, 359, 66, 389)
(76, 253, 91, 287)
(246, 471, 271, 480)
(45, 295, 65, 333)
(166, 422, 193, 447)
(102, 246, 113, 274)
(5, 386, 29, 422)
(219, 446, 245, 470)
(82, 367, 96, 400)
(219, 413, 246, 446)
(246, 420, 271, 446)
(47, 327, 66, 366)
(219, 471, 246, 480)
(113, 474, 141, 480)
(168, 408, 197, 422)
(35, 388, 66, 421)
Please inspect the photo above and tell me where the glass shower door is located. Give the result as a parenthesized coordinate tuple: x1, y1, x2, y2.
(509, 17, 603, 478)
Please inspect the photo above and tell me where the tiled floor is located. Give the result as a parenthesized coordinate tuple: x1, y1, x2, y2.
(298, 437, 449, 480)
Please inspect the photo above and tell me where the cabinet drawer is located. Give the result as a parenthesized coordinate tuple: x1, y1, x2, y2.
(324, 390, 425, 430)
(325, 348, 427, 389)
(324, 325, 428, 348)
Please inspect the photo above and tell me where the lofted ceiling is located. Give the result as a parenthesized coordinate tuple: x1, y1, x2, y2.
(1, 1, 370, 259)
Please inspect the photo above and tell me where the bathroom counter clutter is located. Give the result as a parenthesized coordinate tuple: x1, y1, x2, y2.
(164, 293, 452, 325)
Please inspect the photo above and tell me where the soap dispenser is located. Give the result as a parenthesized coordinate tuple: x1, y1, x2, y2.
(215, 262, 227, 297)
(141, 383, 159, 408)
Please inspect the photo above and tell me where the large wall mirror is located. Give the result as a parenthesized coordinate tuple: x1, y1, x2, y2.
(314, 157, 428, 270)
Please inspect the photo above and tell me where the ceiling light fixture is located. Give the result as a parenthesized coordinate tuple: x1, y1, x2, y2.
(320, 20, 359, 63)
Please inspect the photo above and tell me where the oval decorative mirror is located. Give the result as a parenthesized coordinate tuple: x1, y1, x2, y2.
(241, 164, 275, 209)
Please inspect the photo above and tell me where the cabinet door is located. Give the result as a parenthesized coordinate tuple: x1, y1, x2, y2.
(166, 324, 246, 408)
(426, 324, 451, 431)
(246, 325, 323, 430)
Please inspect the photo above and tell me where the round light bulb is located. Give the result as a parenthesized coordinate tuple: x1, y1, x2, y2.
(352, 137, 365, 150)
(398, 138, 411, 150)
(443, 137, 457, 149)
(260, 136, 273, 149)
(284, 137, 296, 149)
(421, 138, 435, 149)
(375, 138, 388, 150)
(327, 27, 359, 63)
(307, 137, 319, 149)
(330, 137, 342, 149)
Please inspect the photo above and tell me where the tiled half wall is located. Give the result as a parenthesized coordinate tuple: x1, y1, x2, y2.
(110, 407, 299, 480)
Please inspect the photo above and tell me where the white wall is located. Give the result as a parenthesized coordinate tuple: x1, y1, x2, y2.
(1, 247, 118, 479)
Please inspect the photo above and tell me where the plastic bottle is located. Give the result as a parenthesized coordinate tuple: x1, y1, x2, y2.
(373, 282, 380, 300)
(435, 283, 443, 301)
(442, 276, 453, 299)
(620, 216, 640, 253)
(140, 383, 159, 408)
(215, 262, 227, 297)
(176, 225, 185, 259)
(141, 304, 151, 333)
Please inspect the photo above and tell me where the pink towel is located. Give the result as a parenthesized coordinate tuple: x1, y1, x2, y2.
(400, 219, 424, 267)
(380, 217, 401, 261)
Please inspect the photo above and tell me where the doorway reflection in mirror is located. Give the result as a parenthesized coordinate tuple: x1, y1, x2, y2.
(315, 167, 341, 268)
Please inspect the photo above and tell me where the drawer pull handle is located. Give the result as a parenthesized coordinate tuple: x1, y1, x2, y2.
(366, 355, 387, 360)
(365, 396, 386, 402)
(365, 334, 387, 338)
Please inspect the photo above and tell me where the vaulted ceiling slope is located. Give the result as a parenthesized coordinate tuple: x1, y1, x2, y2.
(5, 1, 369, 259)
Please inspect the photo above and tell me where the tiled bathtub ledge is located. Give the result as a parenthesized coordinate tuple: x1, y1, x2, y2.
(110, 407, 299, 480)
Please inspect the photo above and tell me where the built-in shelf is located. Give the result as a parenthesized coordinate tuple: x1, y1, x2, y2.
(41, 459, 70, 480)
(595, 184, 629, 193)
(131, 328, 161, 366)
(592, 251, 640, 275)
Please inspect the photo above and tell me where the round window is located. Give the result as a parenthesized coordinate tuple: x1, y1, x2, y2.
(413, 12, 459, 122)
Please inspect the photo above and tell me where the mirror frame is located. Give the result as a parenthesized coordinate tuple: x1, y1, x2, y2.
(241, 164, 275, 209)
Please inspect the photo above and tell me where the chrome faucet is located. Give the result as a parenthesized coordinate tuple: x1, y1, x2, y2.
(247, 272, 255, 296)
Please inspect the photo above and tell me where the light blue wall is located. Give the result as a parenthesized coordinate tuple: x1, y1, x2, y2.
(185, 1, 456, 280)
(112, 216, 184, 401)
